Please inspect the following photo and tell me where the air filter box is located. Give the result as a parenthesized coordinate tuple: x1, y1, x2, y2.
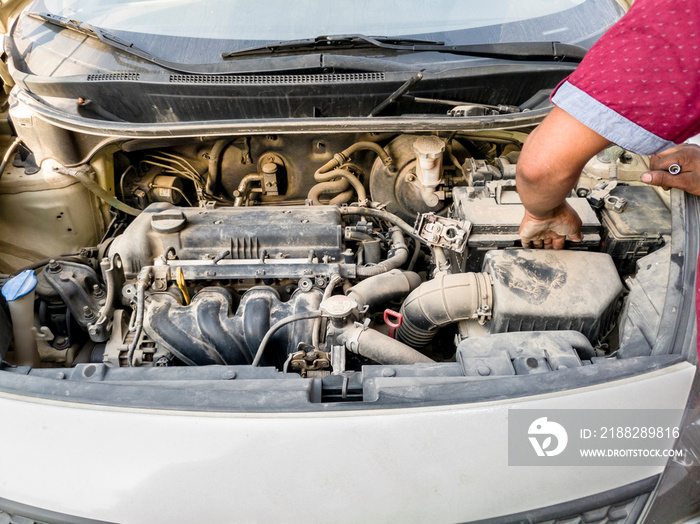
(483, 249, 623, 343)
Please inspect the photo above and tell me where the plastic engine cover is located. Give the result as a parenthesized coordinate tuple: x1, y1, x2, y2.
(483, 249, 623, 343)
(457, 331, 596, 377)
(108, 203, 344, 278)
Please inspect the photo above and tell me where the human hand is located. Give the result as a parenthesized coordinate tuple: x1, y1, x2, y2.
(518, 202, 583, 249)
(641, 144, 700, 195)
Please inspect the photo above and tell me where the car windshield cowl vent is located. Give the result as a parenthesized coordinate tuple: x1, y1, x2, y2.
(168, 72, 386, 84)
(87, 73, 141, 81)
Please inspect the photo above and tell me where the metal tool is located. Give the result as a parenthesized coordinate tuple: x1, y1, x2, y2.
(669, 163, 681, 175)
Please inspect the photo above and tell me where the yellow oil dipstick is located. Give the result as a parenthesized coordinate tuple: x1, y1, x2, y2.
(175, 267, 191, 305)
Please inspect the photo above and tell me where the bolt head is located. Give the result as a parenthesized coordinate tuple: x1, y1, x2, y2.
(46, 260, 62, 273)
(262, 163, 277, 174)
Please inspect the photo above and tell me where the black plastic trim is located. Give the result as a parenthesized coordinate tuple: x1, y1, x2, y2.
(653, 190, 698, 359)
(167, 72, 387, 84)
(0, 356, 685, 413)
(672, 193, 698, 361)
(12, 89, 551, 139)
(363, 356, 685, 406)
(470, 475, 659, 524)
(12, 60, 576, 123)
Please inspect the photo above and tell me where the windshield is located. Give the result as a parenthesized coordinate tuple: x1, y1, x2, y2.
(34, 0, 622, 46)
(11, 0, 625, 120)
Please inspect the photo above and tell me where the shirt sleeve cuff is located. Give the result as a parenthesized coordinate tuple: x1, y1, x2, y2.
(551, 81, 674, 155)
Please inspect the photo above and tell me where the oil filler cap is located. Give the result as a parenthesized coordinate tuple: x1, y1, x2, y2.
(1, 269, 37, 302)
(151, 209, 187, 234)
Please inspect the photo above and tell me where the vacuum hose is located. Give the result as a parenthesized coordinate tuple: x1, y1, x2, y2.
(355, 228, 410, 278)
(308, 142, 396, 204)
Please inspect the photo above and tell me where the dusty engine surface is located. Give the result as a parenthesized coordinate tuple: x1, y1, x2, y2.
(484, 249, 623, 342)
(109, 204, 345, 279)
(21, 131, 671, 376)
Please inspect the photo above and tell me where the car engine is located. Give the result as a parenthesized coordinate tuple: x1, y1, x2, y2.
(0, 131, 673, 380)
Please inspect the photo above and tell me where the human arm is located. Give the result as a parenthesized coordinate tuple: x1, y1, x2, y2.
(516, 106, 611, 249)
(641, 144, 700, 195)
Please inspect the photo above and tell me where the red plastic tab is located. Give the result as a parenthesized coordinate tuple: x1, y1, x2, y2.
(384, 309, 403, 339)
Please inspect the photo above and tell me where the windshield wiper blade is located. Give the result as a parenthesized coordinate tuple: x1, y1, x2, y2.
(29, 12, 217, 74)
(223, 34, 587, 63)
(30, 13, 184, 67)
(223, 35, 445, 58)
(30, 12, 340, 76)
(28, 13, 409, 75)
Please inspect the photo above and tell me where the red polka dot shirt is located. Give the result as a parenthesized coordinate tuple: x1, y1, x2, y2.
(551, 0, 700, 155)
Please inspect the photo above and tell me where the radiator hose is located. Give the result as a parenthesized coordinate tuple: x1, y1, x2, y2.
(346, 269, 421, 310)
(344, 324, 434, 365)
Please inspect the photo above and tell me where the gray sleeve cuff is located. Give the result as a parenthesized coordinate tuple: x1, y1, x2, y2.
(551, 81, 674, 155)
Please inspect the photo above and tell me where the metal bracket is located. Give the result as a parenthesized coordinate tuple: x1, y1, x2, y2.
(463, 158, 501, 186)
(604, 194, 627, 213)
(151, 265, 170, 292)
(414, 213, 471, 253)
(485, 179, 519, 205)
(330, 344, 346, 375)
(289, 345, 331, 377)
(587, 180, 618, 209)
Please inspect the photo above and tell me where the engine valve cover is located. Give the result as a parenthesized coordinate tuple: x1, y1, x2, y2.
(109, 203, 343, 278)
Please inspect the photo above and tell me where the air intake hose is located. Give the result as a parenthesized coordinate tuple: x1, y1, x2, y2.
(397, 272, 492, 348)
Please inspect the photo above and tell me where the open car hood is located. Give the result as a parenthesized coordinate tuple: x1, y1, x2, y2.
(0, 0, 31, 34)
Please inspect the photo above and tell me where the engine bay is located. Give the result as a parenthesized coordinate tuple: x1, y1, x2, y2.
(0, 129, 677, 401)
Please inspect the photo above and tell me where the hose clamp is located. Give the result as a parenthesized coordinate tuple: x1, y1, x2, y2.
(347, 319, 370, 352)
